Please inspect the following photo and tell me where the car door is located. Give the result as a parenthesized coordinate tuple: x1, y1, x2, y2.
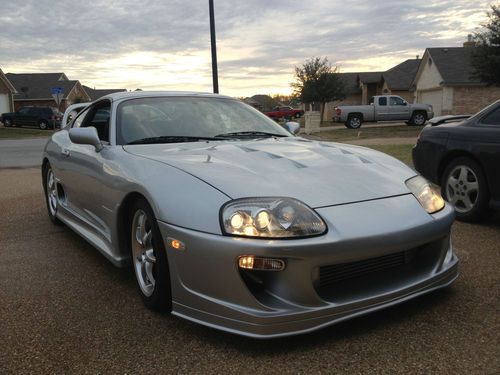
(388, 96, 410, 120)
(473, 105, 500, 202)
(56, 100, 116, 244)
(14, 107, 32, 126)
(375, 97, 390, 120)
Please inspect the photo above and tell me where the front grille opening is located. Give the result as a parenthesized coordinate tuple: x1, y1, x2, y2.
(315, 239, 446, 303)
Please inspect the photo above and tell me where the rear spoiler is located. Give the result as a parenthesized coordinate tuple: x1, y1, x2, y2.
(429, 114, 471, 126)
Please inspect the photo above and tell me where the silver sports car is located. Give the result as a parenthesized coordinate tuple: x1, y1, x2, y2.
(42, 91, 458, 338)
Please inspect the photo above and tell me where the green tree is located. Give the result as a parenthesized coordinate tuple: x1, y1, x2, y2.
(472, 4, 500, 85)
(292, 57, 346, 123)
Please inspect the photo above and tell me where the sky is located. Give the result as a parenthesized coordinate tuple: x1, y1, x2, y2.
(0, 0, 493, 97)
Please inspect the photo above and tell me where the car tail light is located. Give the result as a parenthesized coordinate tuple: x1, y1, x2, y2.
(335, 107, 341, 116)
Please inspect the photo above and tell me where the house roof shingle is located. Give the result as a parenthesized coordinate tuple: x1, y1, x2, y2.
(6, 72, 78, 99)
(358, 72, 383, 84)
(383, 59, 420, 90)
(426, 47, 479, 85)
(82, 86, 127, 101)
(337, 73, 361, 95)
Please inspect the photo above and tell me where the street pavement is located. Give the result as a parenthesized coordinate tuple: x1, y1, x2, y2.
(0, 168, 499, 374)
(0, 137, 47, 168)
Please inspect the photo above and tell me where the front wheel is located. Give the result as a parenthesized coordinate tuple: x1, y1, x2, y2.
(43, 164, 63, 225)
(39, 120, 49, 130)
(129, 198, 172, 311)
(345, 114, 362, 129)
(441, 157, 489, 222)
(409, 112, 426, 126)
(3, 118, 12, 127)
(295, 112, 301, 118)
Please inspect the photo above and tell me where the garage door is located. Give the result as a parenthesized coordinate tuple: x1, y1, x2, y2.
(420, 89, 443, 116)
(0, 94, 10, 114)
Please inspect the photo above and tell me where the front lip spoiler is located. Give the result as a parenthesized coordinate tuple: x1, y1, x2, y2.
(171, 261, 458, 339)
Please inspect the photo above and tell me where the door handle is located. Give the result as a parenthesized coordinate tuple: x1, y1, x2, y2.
(61, 148, 70, 157)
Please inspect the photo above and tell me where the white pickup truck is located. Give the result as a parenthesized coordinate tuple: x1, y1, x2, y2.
(333, 95, 434, 129)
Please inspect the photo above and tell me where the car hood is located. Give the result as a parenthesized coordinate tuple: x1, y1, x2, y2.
(123, 138, 416, 208)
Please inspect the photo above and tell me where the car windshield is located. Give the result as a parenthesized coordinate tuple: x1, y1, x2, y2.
(117, 96, 291, 145)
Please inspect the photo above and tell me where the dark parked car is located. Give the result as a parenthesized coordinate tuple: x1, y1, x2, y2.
(413, 100, 500, 222)
(1, 106, 62, 130)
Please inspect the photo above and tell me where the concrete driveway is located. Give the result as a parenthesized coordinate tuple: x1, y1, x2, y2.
(0, 168, 499, 373)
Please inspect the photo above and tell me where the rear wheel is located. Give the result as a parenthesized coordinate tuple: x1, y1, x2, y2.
(295, 112, 301, 118)
(345, 114, 362, 129)
(409, 111, 426, 126)
(39, 120, 49, 130)
(441, 157, 489, 222)
(129, 198, 172, 311)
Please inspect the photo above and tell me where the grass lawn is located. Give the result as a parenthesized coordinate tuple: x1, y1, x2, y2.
(0, 127, 54, 139)
(366, 144, 414, 167)
(315, 125, 423, 142)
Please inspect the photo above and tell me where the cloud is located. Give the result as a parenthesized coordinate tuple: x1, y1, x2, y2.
(0, 0, 491, 96)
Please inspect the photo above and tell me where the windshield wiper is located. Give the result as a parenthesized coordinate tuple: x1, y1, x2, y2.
(214, 131, 287, 139)
(126, 135, 227, 145)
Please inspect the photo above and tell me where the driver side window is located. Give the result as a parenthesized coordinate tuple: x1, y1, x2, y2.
(72, 101, 111, 142)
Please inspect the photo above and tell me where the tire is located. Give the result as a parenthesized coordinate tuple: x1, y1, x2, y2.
(129, 198, 172, 312)
(42, 163, 63, 226)
(441, 157, 489, 222)
(295, 112, 301, 118)
(345, 114, 362, 129)
(3, 118, 12, 127)
(38, 120, 49, 130)
(409, 111, 426, 126)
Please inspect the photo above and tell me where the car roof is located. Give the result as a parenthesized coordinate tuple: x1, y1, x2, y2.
(100, 90, 234, 101)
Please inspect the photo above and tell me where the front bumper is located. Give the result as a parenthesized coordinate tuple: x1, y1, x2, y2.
(159, 194, 458, 338)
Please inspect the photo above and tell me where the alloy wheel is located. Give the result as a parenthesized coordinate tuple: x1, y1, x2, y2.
(131, 209, 156, 297)
(413, 114, 425, 125)
(445, 165, 479, 213)
(46, 168, 57, 216)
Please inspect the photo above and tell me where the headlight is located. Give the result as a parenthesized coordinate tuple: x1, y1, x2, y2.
(406, 175, 445, 214)
(221, 197, 327, 238)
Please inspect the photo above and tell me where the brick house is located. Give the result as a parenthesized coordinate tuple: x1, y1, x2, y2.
(6, 72, 91, 111)
(412, 46, 500, 116)
(0, 68, 16, 114)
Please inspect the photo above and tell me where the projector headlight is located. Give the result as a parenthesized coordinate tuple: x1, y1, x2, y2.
(406, 175, 445, 214)
(221, 197, 327, 238)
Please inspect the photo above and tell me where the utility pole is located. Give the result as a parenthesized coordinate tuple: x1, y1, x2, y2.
(209, 0, 219, 93)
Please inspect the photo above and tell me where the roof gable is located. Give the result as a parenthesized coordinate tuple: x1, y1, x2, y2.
(426, 47, 480, 85)
(0, 68, 16, 93)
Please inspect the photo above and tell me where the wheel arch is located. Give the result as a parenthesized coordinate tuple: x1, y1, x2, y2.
(116, 191, 153, 260)
(437, 150, 487, 186)
(411, 109, 428, 119)
(348, 112, 364, 121)
(41, 158, 50, 188)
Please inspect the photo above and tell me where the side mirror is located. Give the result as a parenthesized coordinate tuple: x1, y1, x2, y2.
(403, 100, 408, 106)
(69, 127, 103, 152)
(283, 121, 300, 135)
